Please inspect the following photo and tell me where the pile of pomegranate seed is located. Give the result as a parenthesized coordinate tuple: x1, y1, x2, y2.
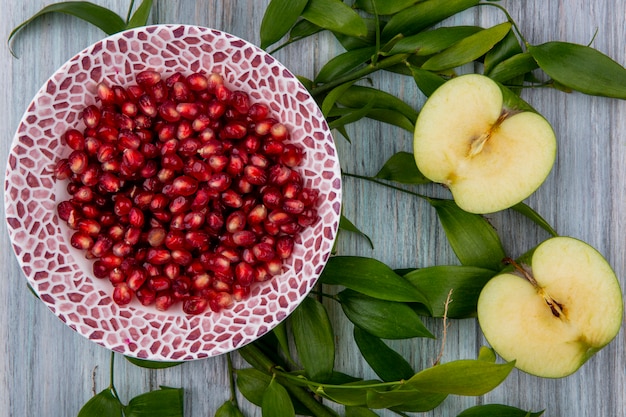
(54, 70, 319, 315)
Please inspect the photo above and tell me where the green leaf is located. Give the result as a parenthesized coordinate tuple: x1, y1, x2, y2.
(339, 215, 374, 249)
(77, 389, 123, 417)
(366, 389, 447, 411)
(215, 400, 245, 417)
(336, 86, 418, 124)
(374, 151, 430, 185)
(345, 406, 380, 417)
(403, 266, 497, 318)
(316, 47, 377, 84)
(291, 297, 335, 382)
(260, 0, 309, 49)
(271, 321, 292, 362)
(320, 382, 371, 407)
(457, 404, 544, 417)
(408, 65, 446, 97)
(125, 356, 184, 369)
(328, 101, 376, 130)
(528, 41, 626, 99)
(236, 368, 272, 407)
(510, 203, 558, 237)
(404, 359, 515, 395)
(477, 346, 497, 363)
(488, 52, 539, 84)
(289, 19, 323, 42)
(353, 327, 414, 382)
(334, 18, 378, 51)
(126, 0, 153, 29)
(9, 1, 127, 54)
(338, 289, 434, 339)
(388, 26, 483, 56)
(422, 22, 512, 71)
(262, 378, 295, 417)
(428, 199, 506, 271)
(321, 256, 430, 304)
(483, 30, 523, 75)
(125, 387, 184, 417)
(381, 0, 480, 40)
(354, 0, 421, 15)
(322, 81, 358, 117)
(302, 0, 368, 38)
(360, 109, 415, 132)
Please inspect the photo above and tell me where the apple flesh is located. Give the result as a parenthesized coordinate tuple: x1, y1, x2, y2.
(477, 236, 623, 378)
(413, 74, 557, 214)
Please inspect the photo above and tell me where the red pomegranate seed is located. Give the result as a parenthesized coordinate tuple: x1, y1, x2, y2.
(244, 165, 267, 185)
(128, 207, 145, 228)
(222, 189, 243, 208)
(171, 276, 192, 299)
(71, 231, 94, 250)
(138, 94, 157, 117)
(149, 276, 171, 292)
(254, 118, 276, 136)
(187, 73, 209, 91)
(232, 283, 251, 301)
(171, 81, 191, 101)
(262, 187, 283, 210)
(208, 173, 232, 192)
(113, 282, 133, 305)
(171, 175, 198, 196)
(149, 80, 168, 103)
(112, 241, 133, 257)
(270, 123, 289, 141)
(91, 236, 113, 258)
(136, 287, 156, 306)
(146, 248, 171, 265)
(248, 103, 269, 121)
(108, 268, 125, 284)
(127, 266, 148, 291)
(77, 218, 101, 236)
(209, 291, 233, 312)
(158, 100, 181, 122)
(232, 230, 256, 247)
(65, 128, 86, 150)
(136, 70, 162, 86)
(269, 164, 292, 186)
(235, 262, 254, 286)
(68, 150, 88, 174)
(97, 82, 115, 105)
(124, 227, 142, 245)
(283, 198, 305, 214)
(252, 242, 275, 262)
(182, 296, 208, 315)
(172, 249, 194, 265)
(276, 236, 295, 259)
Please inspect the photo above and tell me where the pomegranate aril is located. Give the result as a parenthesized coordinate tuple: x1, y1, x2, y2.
(65, 128, 86, 150)
(113, 283, 134, 305)
(187, 73, 209, 91)
(244, 165, 267, 185)
(222, 189, 243, 208)
(171, 81, 191, 101)
(97, 82, 115, 105)
(192, 273, 211, 291)
(147, 248, 172, 265)
(280, 144, 305, 167)
(235, 262, 254, 286)
(149, 80, 168, 103)
(68, 150, 88, 174)
(263, 140, 284, 156)
(149, 276, 172, 292)
(254, 118, 276, 136)
(178, 138, 201, 157)
(71, 231, 94, 250)
(158, 101, 181, 122)
(91, 236, 113, 258)
(270, 123, 289, 141)
(183, 296, 208, 315)
(171, 175, 198, 196)
(77, 218, 101, 236)
(121, 101, 138, 117)
(155, 292, 175, 311)
(109, 268, 125, 285)
(54, 159, 72, 180)
(136, 287, 156, 306)
(252, 242, 275, 262)
(112, 241, 133, 257)
(185, 231, 210, 249)
(124, 227, 142, 246)
(232, 283, 251, 301)
(232, 231, 257, 247)
(128, 207, 145, 228)
(138, 94, 158, 117)
(136, 70, 162, 86)
(171, 276, 192, 299)
(269, 164, 292, 186)
(209, 291, 233, 312)
(248, 103, 269, 121)
(283, 198, 305, 214)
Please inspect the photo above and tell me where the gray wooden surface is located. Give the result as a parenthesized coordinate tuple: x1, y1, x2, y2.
(1, 1, 625, 416)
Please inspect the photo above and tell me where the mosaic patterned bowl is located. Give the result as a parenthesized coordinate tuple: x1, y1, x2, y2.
(4, 25, 341, 361)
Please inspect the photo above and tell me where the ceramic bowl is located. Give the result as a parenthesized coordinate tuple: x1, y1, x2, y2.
(4, 25, 341, 361)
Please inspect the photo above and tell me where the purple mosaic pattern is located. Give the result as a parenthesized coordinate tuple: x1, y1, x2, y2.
(4, 25, 341, 361)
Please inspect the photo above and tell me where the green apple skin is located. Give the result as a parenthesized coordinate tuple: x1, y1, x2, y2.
(477, 236, 624, 378)
(413, 74, 557, 214)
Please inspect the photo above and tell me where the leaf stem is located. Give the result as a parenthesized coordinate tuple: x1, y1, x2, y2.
(480, 2, 528, 46)
(237, 343, 338, 417)
(226, 353, 239, 405)
(342, 172, 431, 201)
(109, 351, 121, 401)
(125, 0, 136, 25)
(311, 53, 410, 97)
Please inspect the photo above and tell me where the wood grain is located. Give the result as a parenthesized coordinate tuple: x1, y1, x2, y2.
(1, 1, 624, 416)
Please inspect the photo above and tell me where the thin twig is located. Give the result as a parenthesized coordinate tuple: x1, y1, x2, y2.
(433, 289, 453, 366)
(91, 365, 99, 396)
